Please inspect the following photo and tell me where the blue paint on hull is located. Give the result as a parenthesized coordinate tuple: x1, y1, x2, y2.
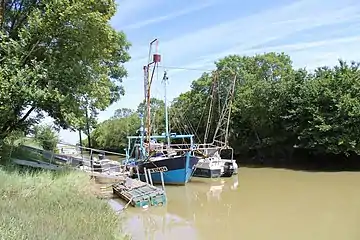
(136, 153, 200, 185)
(138, 168, 192, 185)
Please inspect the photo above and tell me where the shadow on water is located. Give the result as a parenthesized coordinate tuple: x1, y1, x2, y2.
(237, 148, 360, 172)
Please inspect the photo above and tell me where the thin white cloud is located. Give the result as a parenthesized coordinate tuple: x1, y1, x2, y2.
(196, 35, 360, 65)
(118, 0, 360, 105)
(124, 2, 218, 30)
(154, 1, 359, 67)
(113, 0, 164, 25)
(114, 0, 360, 105)
(60, 0, 360, 142)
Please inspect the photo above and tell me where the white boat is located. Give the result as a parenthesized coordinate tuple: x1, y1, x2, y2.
(193, 150, 238, 178)
(193, 155, 223, 178)
(191, 71, 238, 178)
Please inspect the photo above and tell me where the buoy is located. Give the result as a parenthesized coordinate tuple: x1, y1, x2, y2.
(153, 54, 161, 63)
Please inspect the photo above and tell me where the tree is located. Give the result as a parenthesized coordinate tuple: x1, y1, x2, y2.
(87, 98, 167, 152)
(137, 98, 166, 135)
(292, 60, 360, 154)
(80, 52, 360, 162)
(172, 53, 360, 161)
(33, 124, 59, 151)
(113, 108, 134, 119)
(170, 72, 213, 142)
(0, 0, 5, 25)
(0, 0, 131, 139)
(90, 113, 140, 152)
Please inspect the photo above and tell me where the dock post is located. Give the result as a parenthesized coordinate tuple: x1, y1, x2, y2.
(144, 167, 149, 184)
(160, 171, 166, 192)
(90, 149, 93, 172)
(136, 166, 140, 180)
(147, 169, 153, 186)
(50, 151, 54, 164)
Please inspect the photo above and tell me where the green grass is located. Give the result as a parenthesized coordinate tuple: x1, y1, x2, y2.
(0, 166, 129, 240)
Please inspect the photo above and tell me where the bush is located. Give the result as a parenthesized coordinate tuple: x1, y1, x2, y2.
(33, 125, 59, 151)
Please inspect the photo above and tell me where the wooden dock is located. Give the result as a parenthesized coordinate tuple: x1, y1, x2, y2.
(83, 171, 127, 181)
(12, 159, 63, 171)
(112, 178, 166, 208)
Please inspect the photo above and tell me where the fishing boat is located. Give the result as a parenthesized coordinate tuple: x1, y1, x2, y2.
(126, 134, 200, 185)
(192, 70, 238, 178)
(124, 39, 200, 185)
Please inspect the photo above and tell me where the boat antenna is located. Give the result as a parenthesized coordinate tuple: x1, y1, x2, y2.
(162, 70, 170, 148)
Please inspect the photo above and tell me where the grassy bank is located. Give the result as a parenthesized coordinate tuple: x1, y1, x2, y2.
(0, 167, 127, 240)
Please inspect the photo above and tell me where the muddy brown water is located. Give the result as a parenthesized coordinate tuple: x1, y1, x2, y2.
(115, 167, 360, 240)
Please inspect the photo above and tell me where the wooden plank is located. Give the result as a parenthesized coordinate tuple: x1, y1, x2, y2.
(12, 159, 62, 171)
(84, 171, 127, 181)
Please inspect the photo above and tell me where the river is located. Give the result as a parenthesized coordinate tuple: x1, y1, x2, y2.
(116, 167, 360, 240)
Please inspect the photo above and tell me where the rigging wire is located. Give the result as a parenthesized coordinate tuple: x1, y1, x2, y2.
(158, 65, 213, 72)
(171, 101, 202, 143)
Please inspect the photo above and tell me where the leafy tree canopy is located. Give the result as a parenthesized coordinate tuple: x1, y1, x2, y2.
(81, 52, 360, 160)
(0, 0, 131, 139)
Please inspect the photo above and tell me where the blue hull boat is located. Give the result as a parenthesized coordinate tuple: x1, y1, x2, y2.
(127, 42, 201, 185)
(125, 134, 201, 185)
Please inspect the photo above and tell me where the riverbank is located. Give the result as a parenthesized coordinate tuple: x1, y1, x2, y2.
(0, 166, 129, 240)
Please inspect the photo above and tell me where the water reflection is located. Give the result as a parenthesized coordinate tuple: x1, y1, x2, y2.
(119, 176, 239, 240)
(119, 168, 360, 240)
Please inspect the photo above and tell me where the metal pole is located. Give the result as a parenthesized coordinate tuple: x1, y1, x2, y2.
(147, 169, 153, 186)
(146, 65, 153, 153)
(145, 39, 158, 154)
(162, 71, 170, 148)
(136, 166, 140, 180)
(160, 171, 165, 192)
(50, 151, 54, 164)
(144, 167, 149, 184)
(224, 74, 237, 147)
(85, 106, 93, 170)
(90, 149, 93, 172)
(140, 113, 145, 158)
(78, 129, 83, 155)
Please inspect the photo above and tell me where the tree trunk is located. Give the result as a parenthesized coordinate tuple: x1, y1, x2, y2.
(0, 0, 5, 26)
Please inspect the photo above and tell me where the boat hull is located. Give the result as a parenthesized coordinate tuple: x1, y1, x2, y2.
(193, 158, 237, 178)
(136, 153, 200, 185)
(193, 167, 222, 178)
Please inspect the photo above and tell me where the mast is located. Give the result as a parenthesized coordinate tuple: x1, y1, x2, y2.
(203, 72, 217, 144)
(224, 74, 237, 147)
(162, 71, 170, 147)
(143, 39, 161, 154)
(210, 69, 237, 148)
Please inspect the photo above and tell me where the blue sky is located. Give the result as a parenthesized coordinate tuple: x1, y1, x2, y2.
(58, 0, 360, 144)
